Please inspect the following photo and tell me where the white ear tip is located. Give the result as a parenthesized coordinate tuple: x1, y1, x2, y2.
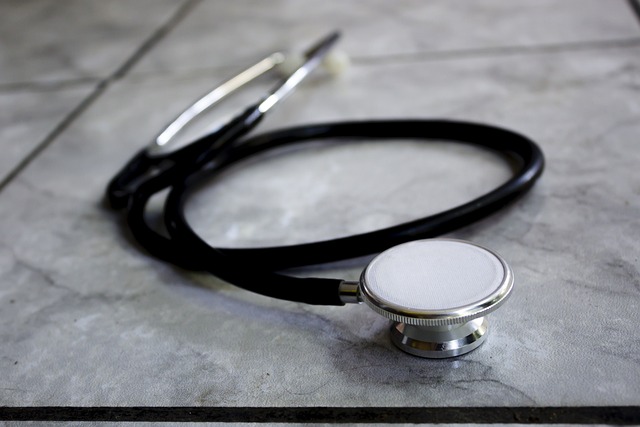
(276, 52, 305, 77)
(276, 50, 350, 78)
(322, 50, 350, 76)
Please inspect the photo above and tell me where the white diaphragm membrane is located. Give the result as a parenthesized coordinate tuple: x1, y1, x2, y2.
(363, 239, 506, 312)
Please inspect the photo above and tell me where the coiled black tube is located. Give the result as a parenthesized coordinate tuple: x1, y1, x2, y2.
(109, 119, 544, 306)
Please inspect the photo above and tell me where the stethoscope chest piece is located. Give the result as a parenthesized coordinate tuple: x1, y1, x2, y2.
(358, 239, 513, 358)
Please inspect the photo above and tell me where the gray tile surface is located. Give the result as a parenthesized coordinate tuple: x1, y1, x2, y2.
(0, 0, 188, 192)
(2, 45, 640, 407)
(0, 0, 185, 86)
(0, 0, 639, 421)
(132, 0, 640, 75)
(0, 85, 93, 182)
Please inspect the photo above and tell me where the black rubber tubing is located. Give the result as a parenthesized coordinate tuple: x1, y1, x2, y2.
(114, 119, 544, 306)
(145, 120, 544, 305)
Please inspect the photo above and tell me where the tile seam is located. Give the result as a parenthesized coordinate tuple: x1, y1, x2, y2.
(118, 36, 640, 82)
(0, 77, 101, 94)
(0, 406, 639, 424)
(351, 37, 640, 66)
(0, 0, 201, 195)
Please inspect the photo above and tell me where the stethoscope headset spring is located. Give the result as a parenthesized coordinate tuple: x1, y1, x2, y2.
(107, 31, 544, 358)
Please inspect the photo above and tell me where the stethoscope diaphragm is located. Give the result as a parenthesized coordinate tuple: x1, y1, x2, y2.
(357, 239, 513, 357)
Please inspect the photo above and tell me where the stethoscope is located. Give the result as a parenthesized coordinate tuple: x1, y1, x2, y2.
(107, 32, 544, 358)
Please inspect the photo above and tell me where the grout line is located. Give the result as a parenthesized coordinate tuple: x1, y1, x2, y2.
(0, 77, 101, 94)
(2, 35, 635, 96)
(628, 0, 640, 26)
(0, 0, 201, 195)
(351, 37, 640, 66)
(0, 83, 108, 195)
(111, 0, 202, 80)
(120, 36, 640, 83)
(0, 406, 638, 424)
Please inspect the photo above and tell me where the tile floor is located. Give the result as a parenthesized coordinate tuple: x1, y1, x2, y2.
(1, 0, 639, 424)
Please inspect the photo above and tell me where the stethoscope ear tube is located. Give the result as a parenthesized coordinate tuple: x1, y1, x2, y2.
(106, 104, 265, 210)
(106, 149, 155, 210)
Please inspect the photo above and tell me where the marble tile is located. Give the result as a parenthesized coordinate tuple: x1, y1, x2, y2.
(131, 0, 640, 75)
(0, 0, 186, 86)
(0, 85, 94, 183)
(1, 36, 638, 409)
